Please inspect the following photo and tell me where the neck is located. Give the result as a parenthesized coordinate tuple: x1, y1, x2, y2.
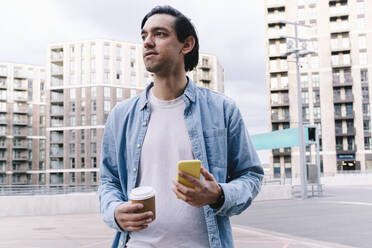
(152, 70, 188, 101)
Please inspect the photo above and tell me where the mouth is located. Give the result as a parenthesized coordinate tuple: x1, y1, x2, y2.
(144, 51, 158, 57)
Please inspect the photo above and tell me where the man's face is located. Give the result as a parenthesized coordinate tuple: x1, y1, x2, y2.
(141, 14, 184, 74)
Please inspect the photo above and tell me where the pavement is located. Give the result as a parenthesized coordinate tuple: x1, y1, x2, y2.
(1, 185, 370, 248)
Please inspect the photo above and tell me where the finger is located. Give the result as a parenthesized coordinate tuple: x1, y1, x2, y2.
(172, 186, 188, 202)
(124, 218, 153, 227)
(120, 211, 153, 222)
(178, 171, 203, 188)
(125, 225, 148, 231)
(117, 202, 144, 213)
(200, 167, 215, 181)
(173, 178, 196, 196)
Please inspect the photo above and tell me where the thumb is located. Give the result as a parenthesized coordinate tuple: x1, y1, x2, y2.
(201, 167, 215, 181)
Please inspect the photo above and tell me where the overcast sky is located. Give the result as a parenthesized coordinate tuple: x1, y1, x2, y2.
(0, 0, 269, 162)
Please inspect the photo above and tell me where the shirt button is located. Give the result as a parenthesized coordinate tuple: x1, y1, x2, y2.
(133, 168, 137, 172)
(137, 144, 140, 148)
(143, 121, 147, 126)
(119, 241, 124, 246)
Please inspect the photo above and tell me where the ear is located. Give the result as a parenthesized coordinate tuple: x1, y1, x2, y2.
(181, 36, 195, 55)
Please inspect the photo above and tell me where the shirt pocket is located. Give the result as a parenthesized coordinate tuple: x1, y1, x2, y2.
(203, 128, 227, 169)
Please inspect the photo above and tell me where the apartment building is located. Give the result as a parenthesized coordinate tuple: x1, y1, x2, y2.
(265, 0, 372, 178)
(0, 63, 46, 185)
(46, 38, 224, 186)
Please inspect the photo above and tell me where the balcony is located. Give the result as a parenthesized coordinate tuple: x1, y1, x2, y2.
(51, 78, 63, 87)
(335, 127, 355, 136)
(51, 68, 63, 76)
(13, 131, 27, 137)
(13, 143, 29, 149)
(13, 119, 28, 126)
(270, 86, 289, 92)
(0, 80, 7, 89)
(198, 72, 211, 83)
(0, 70, 7, 77)
(13, 71, 26, 79)
(333, 95, 353, 103)
(271, 98, 289, 107)
(50, 107, 64, 116)
(0, 154, 6, 160)
(267, 13, 286, 24)
(13, 82, 28, 91)
(51, 94, 64, 103)
(330, 21, 350, 34)
(266, 0, 285, 8)
(271, 114, 290, 123)
(0, 117, 7, 125)
(12, 167, 28, 173)
(13, 107, 28, 114)
(336, 144, 357, 154)
(329, 6, 348, 17)
(333, 78, 353, 88)
(50, 136, 64, 143)
(14, 95, 28, 102)
(267, 28, 286, 39)
(12, 154, 29, 161)
(50, 119, 64, 127)
(50, 151, 64, 157)
(334, 111, 354, 120)
(51, 52, 64, 63)
(272, 147, 291, 156)
(50, 161, 64, 169)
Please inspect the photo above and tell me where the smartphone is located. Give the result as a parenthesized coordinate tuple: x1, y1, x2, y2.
(177, 160, 201, 188)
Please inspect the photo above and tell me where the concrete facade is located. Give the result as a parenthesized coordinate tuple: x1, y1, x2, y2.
(0, 63, 46, 185)
(265, 0, 372, 178)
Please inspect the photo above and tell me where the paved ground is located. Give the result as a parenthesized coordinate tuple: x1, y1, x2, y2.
(0, 213, 356, 248)
(231, 185, 372, 248)
(0, 185, 370, 248)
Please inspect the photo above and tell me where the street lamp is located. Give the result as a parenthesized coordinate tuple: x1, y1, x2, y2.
(279, 20, 317, 199)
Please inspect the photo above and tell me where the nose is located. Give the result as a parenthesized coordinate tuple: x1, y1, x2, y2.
(143, 35, 155, 49)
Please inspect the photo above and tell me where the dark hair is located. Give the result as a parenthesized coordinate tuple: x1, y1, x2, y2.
(141, 5, 199, 72)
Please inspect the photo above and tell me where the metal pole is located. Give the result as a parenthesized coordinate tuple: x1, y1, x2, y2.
(294, 24, 308, 199)
(315, 127, 322, 196)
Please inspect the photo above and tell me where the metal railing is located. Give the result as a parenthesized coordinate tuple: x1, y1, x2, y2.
(0, 185, 98, 196)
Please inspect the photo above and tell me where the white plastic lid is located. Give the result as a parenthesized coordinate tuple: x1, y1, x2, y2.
(129, 186, 155, 200)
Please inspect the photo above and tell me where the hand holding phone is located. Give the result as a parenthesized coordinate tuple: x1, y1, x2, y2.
(177, 160, 201, 188)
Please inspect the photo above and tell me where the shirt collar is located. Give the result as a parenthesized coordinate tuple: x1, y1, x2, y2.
(139, 76, 196, 110)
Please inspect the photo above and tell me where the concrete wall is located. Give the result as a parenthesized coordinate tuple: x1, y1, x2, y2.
(0, 192, 100, 217)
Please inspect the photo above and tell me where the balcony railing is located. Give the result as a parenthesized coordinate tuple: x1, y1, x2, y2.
(13, 71, 26, 78)
(13, 119, 28, 125)
(51, 68, 63, 76)
(13, 107, 28, 113)
(329, 6, 348, 17)
(333, 95, 353, 103)
(51, 53, 64, 61)
(13, 82, 28, 90)
(12, 155, 29, 160)
(51, 78, 63, 87)
(266, 0, 285, 7)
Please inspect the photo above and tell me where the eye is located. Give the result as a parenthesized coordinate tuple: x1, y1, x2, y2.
(155, 32, 166, 37)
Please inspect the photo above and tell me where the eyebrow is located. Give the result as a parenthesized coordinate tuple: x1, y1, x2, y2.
(141, 26, 171, 35)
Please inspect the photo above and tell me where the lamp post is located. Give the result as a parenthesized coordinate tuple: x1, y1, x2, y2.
(279, 20, 316, 199)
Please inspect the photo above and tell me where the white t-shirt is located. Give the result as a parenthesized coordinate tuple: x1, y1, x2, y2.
(126, 89, 209, 248)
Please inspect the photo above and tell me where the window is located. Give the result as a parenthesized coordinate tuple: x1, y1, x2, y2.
(116, 61, 121, 71)
(311, 56, 319, 68)
(331, 38, 338, 49)
(91, 100, 96, 112)
(91, 142, 97, 154)
(312, 73, 319, 87)
(301, 92, 309, 104)
(130, 89, 137, 98)
(104, 87, 110, 98)
(357, 2, 365, 15)
(91, 114, 97, 125)
(91, 157, 97, 168)
(70, 130, 76, 140)
(365, 137, 371, 150)
(90, 44, 96, 56)
(271, 77, 278, 89)
(91, 129, 96, 138)
(313, 90, 320, 104)
(362, 86, 369, 101)
(116, 88, 123, 98)
(70, 89, 76, 99)
(302, 107, 309, 120)
(363, 103, 370, 117)
(81, 157, 85, 168)
(342, 37, 349, 49)
(357, 18, 365, 29)
(91, 172, 97, 183)
(81, 101, 85, 112)
(104, 44, 110, 56)
(103, 72, 110, 83)
(70, 158, 75, 168)
(81, 129, 85, 140)
(300, 74, 308, 88)
(359, 35, 366, 49)
(91, 58, 96, 70)
(70, 116, 76, 126)
(313, 107, 321, 119)
(70, 172, 75, 183)
(91, 72, 96, 84)
(363, 120, 370, 132)
(81, 115, 86, 125)
(361, 69, 368, 83)
(91, 87, 96, 97)
(104, 101, 110, 112)
(70, 101, 75, 112)
(81, 172, 85, 183)
(130, 75, 136, 85)
(116, 46, 121, 57)
(81, 88, 85, 98)
(360, 52, 367, 66)
(70, 143, 75, 153)
(70, 46, 75, 58)
(81, 143, 85, 153)
(280, 76, 288, 88)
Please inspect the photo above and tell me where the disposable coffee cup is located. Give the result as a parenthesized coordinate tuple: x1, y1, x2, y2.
(129, 186, 156, 221)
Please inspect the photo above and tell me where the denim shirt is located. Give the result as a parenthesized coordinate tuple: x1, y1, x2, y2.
(98, 78, 264, 248)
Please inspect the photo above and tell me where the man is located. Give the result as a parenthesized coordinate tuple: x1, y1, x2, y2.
(99, 5, 264, 248)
